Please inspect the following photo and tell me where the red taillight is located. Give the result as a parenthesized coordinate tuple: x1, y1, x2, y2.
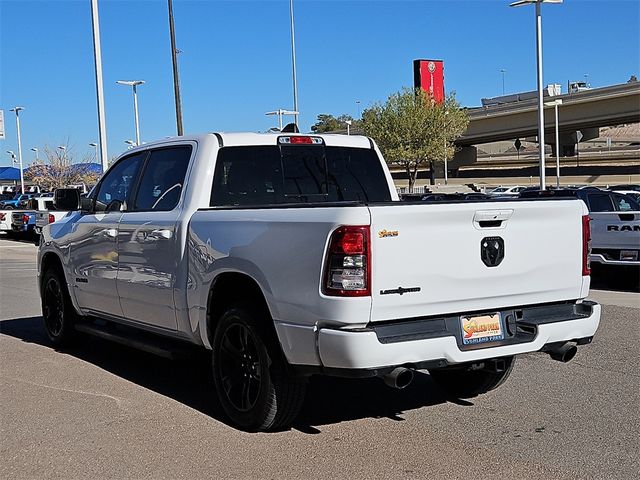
(278, 136, 323, 145)
(22, 214, 29, 223)
(323, 226, 371, 297)
(582, 215, 591, 276)
(289, 136, 314, 144)
(49, 213, 55, 224)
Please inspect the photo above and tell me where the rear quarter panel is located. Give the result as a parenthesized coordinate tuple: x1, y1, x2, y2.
(187, 206, 372, 345)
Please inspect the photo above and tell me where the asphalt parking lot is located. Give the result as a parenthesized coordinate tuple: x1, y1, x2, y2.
(1, 236, 639, 479)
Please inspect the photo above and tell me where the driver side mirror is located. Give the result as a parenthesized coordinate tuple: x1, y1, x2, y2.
(53, 188, 81, 211)
(80, 196, 93, 212)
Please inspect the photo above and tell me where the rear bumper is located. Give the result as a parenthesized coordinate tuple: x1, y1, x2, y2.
(315, 301, 600, 370)
(591, 253, 640, 267)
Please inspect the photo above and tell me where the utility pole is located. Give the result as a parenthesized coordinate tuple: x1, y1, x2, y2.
(168, 0, 184, 136)
(289, 0, 299, 126)
(90, 0, 109, 173)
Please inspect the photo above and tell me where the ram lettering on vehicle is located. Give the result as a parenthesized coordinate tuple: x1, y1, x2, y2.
(607, 225, 640, 232)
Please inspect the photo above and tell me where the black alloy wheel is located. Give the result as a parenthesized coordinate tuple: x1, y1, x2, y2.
(212, 306, 306, 432)
(218, 322, 262, 413)
(41, 269, 77, 347)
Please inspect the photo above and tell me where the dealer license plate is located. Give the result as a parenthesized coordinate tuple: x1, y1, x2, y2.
(460, 313, 504, 345)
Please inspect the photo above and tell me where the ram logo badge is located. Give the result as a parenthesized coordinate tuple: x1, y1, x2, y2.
(378, 229, 399, 238)
(481, 237, 505, 267)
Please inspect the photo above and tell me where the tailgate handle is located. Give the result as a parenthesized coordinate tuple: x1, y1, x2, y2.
(474, 209, 513, 229)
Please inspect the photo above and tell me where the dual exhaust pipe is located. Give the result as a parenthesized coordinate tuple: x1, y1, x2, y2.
(381, 343, 578, 389)
(381, 342, 578, 390)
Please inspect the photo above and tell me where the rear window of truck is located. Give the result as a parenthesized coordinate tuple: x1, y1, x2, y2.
(210, 145, 391, 206)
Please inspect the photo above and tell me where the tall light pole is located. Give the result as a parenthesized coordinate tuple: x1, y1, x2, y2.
(544, 98, 562, 188)
(9, 107, 25, 194)
(90, 0, 109, 174)
(30, 147, 39, 162)
(500, 69, 506, 95)
(89, 142, 98, 162)
(443, 110, 450, 185)
(510, 0, 562, 190)
(356, 100, 361, 119)
(168, 0, 184, 136)
(116, 80, 145, 146)
(6, 150, 16, 166)
(289, 0, 299, 126)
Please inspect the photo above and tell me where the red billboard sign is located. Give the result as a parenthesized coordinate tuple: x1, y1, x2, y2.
(413, 59, 445, 104)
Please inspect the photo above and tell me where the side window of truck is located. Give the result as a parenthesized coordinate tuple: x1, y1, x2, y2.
(587, 193, 614, 212)
(611, 193, 638, 212)
(211, 147, 283, 206)
(132, 146, 192, 211)
(95, 152, 146, 212)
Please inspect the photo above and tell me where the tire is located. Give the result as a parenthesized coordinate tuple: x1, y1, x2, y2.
(212, 306, 306, 431)
(41, 268, 78, 347)
(429, 356, 515, 399)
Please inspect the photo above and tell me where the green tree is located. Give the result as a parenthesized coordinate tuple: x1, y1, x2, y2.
(361, 88, 469, 190)
(310, 113, 361, 133)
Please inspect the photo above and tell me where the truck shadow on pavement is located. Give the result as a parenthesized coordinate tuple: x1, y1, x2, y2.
(590, 265, 640, 293)
(0, 316, 455, 434)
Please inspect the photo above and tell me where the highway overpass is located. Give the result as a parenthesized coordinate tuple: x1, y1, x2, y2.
(457, 82, 640, 153)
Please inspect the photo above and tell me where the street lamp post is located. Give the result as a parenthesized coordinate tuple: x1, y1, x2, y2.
(90, 0, 109, 174)
(289, 0, 299, 126)
(116, 80, 145, 145)
(30, 147, 39, 162)
(510, 0, 563, 190)
(355, 100, 361, 119)
(9, 107, 25, 194)
(544, 98, 562, 188)
(500, 69, 506, 95)
(443, 110, 450, 185)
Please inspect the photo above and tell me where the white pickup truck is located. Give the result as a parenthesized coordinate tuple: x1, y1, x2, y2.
(38, 133, 600, 431)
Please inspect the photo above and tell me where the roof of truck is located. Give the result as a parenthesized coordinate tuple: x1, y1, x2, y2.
(125, 132, 374, 151)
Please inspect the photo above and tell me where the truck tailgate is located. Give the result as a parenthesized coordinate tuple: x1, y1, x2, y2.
(368, 199, 586, 322)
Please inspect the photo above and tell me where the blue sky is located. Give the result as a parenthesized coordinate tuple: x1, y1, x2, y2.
(1, 0, 639, 164)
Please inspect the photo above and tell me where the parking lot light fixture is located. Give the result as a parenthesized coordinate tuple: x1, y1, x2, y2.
(509, 0, 563, 190)
(116, 80, 145, 145)
(89, 142, 98, 161)
(30, 147, 39, 161)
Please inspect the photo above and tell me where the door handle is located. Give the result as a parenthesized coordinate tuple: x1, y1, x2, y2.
(100, 228, 118, 238)
(148, 229, 172, 240)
